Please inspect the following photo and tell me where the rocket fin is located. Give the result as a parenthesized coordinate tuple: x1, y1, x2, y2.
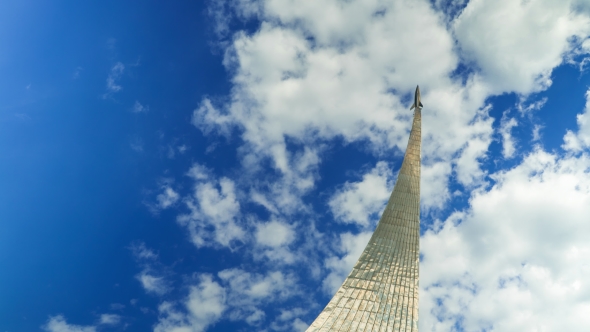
(410, 104, 415, 110)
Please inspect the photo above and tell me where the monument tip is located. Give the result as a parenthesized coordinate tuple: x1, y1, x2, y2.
(410, 85, 423, 110)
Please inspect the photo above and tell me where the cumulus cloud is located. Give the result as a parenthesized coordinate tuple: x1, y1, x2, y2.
(251, 219, 298, 263)
(155, 270, 298, 331)
(194, 0, 590, 212)
(218, 268, 296, 301)
(43, 316, 96, 332)
(270, 307, 311, 331)
(43, 314, 121, 332)
(564, 88, 590, 151)
(149, 0, 590, 330)
(178, 163, 245, 248)
(500, 112, 518, 159)
(421, 148, 590, 331)
(155, 275, 226, 332)
(292, 318, 309, 332)
(195, 0, 498, 210)
(329, 161, 393, 227)
(98, 314, 121, 325)
(454, 0, 590, 94)
(219, 268, 297, 325)
(254, 220, 295, 247)
(157, 186, 180, 209)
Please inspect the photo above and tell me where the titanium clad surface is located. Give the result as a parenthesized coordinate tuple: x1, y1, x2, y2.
(306, 108, 421, 332)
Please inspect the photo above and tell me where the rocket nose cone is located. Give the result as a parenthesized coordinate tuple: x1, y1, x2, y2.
(416, 85, 420, 94)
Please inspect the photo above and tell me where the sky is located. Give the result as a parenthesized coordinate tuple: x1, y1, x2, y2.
(2, 0, 590, 331)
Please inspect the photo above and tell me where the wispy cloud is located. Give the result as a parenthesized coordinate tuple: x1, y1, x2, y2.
(103, 62, 124, 98)
(72, 67, 83, 79)
(532, 124, 544, 141)
(130, 241, 171, 296)
(43, 313, 121, 332)
(155, 275, 226, 332)
(129, 137, 144, 153)
(500, 111, 519, 159)
(43, 316, 96, 332)
(564, 88, 590, 152)
(14, 113, 31, 121)
(132, 100, 148, 113)
(129, 241, 158, 260)
(155, 269, 301, 331)
(98, 314, 121, 326)
(136, 271, 170, 295)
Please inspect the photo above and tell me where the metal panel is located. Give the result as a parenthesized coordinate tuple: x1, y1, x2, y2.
(307, 106, 421, 332)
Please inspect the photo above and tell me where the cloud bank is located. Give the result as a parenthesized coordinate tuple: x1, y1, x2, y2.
(143, 0, 590, 331)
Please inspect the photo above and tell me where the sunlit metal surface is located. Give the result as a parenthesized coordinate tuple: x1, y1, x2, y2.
(307, 94, 422, 331)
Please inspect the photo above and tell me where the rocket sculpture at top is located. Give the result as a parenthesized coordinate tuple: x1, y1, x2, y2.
(307, 86, 423, 331)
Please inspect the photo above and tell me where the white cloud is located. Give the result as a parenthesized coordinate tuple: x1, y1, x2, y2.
(194, 0, 498, 210)
(133, 100, 149, 113)
(328, 161, 393, 227)
(292, 318, 308, 332)
(516, 96, 548, 114)
(532, 124, 543, 142)
(454, 0, 590, 94)
(421, 161, 452, 210)
(147, 0, 590, 330)
(157, 186, 180, 209)
(43, 314, 120, 332)
(136, 270, 170, 295)
(269, 308, 310, 331)
(218, 268, 295, 301)
(564, 88, 590, 151)
(187, 163, 211, 181)
(155, 275, 226, 332)
(252, 219, 297, 264)
(193, 0, 590, 214)
(154, 270, 298, 331)
(43, 316, 96, 332)
(421, 148, 590, 331)
(104, 62, 124, 97)
(255, 220, 295, 247)
(500, 112, 518, 159)
(98, 314, 120, 325)
(218, 268, 297, 325)
(178, 164, 245, 248)
(178, 144, 189, 154)
(192, 99, 234, 138)
(129, 241, 158, 260)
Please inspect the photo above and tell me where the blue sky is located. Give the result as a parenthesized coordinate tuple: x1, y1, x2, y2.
(3, 0, 590, 331)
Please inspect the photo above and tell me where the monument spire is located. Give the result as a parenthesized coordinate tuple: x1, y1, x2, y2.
(307, 86, 422, 331)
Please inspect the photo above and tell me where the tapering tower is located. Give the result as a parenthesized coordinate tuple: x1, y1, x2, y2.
(307, 86, 422, 331)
